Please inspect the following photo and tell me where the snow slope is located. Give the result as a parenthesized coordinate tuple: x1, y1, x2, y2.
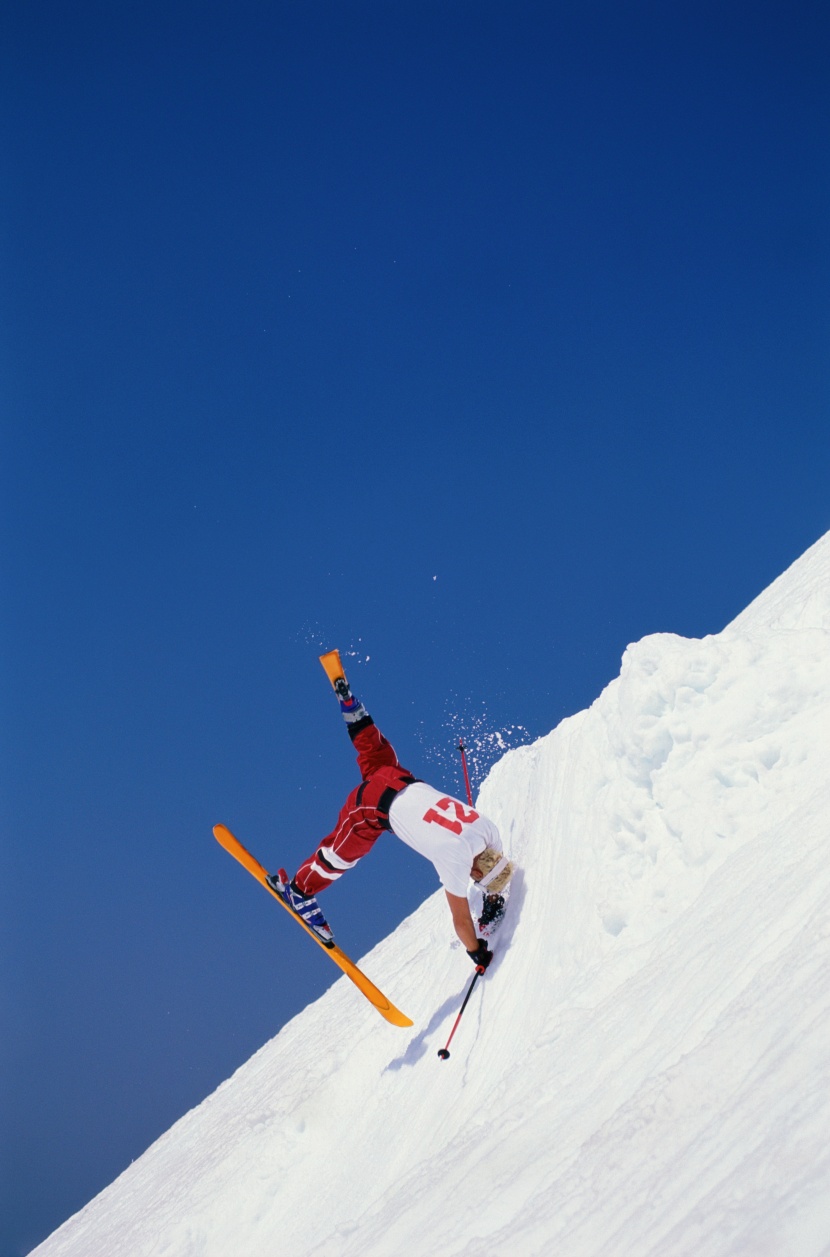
(32, 533, 830, 1257)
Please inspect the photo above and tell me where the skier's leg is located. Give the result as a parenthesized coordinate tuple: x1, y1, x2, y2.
(293, 786, 384, 896)
(350, 719, 402, 777)
(291, 656, 413, 895)
(326, 656, 406, 775)
(332, 672, 403, 777)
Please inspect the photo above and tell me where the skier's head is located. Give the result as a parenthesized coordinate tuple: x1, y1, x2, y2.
(471, 847, 514, 895)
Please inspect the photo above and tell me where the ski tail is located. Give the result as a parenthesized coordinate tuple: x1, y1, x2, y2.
(319, 649, 346, 689)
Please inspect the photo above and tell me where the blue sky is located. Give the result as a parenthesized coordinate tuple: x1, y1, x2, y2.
(2, 2, 828, 1252)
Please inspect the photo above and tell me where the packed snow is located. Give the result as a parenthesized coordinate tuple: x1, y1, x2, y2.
(31, 533, 830, 1257)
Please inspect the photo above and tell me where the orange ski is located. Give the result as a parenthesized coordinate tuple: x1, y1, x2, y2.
(213, 824, 413, 1028)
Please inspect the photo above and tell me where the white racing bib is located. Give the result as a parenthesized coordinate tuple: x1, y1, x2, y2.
(388, 781, 502, 896)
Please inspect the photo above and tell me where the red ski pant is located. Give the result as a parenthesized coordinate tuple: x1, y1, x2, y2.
(294, 721, 416, 896)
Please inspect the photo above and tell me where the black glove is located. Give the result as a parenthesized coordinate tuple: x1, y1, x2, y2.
(466, 939, 492, 972)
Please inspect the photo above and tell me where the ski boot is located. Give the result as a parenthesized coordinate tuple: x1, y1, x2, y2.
(266, 869, 335, 948)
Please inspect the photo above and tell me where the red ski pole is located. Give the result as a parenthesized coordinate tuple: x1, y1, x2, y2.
(437, 968, 482, 1060)
(458, 740, 473, 807)
(439, 741, 486, 1060)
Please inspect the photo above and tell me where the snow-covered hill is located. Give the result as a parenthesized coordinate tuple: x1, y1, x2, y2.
(32, 534, 830, 1257)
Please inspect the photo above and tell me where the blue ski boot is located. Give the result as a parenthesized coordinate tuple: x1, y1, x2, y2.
(266, 869, 335, 948)
(333, 675, 369, 725)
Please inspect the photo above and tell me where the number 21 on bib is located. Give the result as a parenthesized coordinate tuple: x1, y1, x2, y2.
(422, 796, 479, 836)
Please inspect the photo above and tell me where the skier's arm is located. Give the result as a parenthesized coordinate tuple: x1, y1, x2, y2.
(445, 891, 479, 952)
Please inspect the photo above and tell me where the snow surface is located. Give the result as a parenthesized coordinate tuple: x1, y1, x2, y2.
(32, 533, 830, 1257)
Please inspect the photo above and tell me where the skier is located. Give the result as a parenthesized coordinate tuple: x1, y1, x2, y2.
(267, 653, 514, 969)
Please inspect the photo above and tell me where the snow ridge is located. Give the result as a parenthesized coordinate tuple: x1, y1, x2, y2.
(32, 533, 830, 1257)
